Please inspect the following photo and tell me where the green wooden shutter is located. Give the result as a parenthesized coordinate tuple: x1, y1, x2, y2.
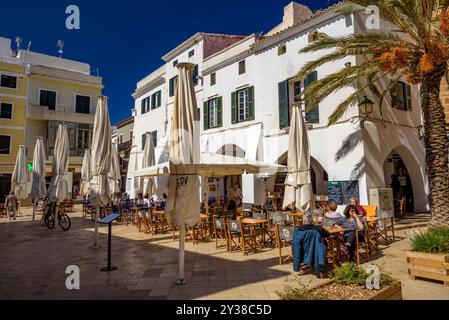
(217, 97, 223, 127)
(406, 84, 412, 111)
(248, 86, 254, 120)
(203, 101, 209, 130)
(231, 91, 237, 124)
(305, 71, 319, 123)
(278, 80, 289, 129)
(141, 99, 146, 114)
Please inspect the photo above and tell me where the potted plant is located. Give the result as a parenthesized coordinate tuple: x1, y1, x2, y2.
(276, 262, 402, 300)
(407, 227, 449, 287)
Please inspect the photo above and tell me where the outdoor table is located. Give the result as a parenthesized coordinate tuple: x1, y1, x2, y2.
(242, 218, 270, 248)
(324, 227, 344, 265)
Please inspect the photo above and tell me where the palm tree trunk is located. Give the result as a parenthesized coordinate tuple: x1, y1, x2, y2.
(421, 72, 449, 228)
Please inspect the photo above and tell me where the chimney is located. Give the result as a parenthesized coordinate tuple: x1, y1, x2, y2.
(266, 2, 313, 36)
(283, 2, 313, 26)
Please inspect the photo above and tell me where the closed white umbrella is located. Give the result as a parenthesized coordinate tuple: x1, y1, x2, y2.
(282, 105, 312, 211)
(109, 142, 121, 197)
(31, 137, 46, 221)
(141, 132, 156, 197)
(48, 123, 69, 202)
(80, 149, 92, 196)
(90, 96, 112, 248)
(11, 145, 30, 216)
(165, 63, 201, 284)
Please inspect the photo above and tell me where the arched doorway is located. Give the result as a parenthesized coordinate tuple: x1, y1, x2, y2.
(383, 148, 421, 213)
(205, 144, 246, 206)
(273, 152, 328, 199)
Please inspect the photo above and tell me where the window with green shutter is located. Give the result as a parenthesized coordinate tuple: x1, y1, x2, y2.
(232, 86, 254, 124)
(169, 76, 178, 97)
(304, 71, 319, 123)
(204, 97, 223, 130)
(278, 80, 289, 129)
(391, 81, 412, 111)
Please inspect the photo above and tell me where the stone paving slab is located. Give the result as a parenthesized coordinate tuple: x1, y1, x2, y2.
(0, 206, 448, 300)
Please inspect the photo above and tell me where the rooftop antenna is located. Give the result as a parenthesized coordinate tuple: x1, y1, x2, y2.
(15, 36, 22, 56)
(57, 39, 64, 58)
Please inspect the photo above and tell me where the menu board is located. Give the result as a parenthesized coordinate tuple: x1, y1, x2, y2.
(369, 188, 394, 218)
(327, 180, 360, 205)
(327, 181, 343, 204)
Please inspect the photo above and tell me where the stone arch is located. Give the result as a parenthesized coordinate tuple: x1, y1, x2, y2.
(381, 144, 427, 212)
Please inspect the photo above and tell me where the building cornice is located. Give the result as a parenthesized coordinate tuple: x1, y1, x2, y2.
(202, 49, 253, 76)
(132, 76, 165, 99)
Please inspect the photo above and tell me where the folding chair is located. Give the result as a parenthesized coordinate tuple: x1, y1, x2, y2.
(228, 220, 256, 255)
(355, 230, 370, 265)
(275, 224, 294, 264)
(213, 216, 228, 250)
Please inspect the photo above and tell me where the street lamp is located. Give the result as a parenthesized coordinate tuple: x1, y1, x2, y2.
(359, 95, 374, 118)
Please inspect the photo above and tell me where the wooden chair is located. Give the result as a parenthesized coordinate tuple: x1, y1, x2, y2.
(362, 205, 377, 218)
(213, 216, 228, 250)
(0, 203, 6, 217)
(355, 230, 370, 265)
(275, 224, 294, 264)
(266, 212, 285, 247)
(377, 214, 395, 245)
(227, 220, 256, 255)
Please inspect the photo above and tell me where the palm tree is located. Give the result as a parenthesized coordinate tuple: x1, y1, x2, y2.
(296, 0, 449, 227)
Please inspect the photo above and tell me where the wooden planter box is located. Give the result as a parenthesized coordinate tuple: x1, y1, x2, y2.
(407, 251, 449, 287)
(310, 279, 402, 300)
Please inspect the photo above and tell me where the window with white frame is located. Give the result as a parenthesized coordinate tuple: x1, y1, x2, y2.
(0, 74, 17, 89)
(238, 89, 249, 121)
(0, 103, 12, 119)
(0, 135, 11, 154)
(39, 90, 57, 110)
(209, 98, 217, 128)
(75, 95, 91, 114)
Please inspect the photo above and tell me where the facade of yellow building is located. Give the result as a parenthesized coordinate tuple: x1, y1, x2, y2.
(0, 59, 27, 201)
(0, 36, 103, 201)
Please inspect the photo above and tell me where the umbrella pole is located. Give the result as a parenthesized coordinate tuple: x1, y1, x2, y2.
(93, 205, 100, 248)
(205, 177, 209, 215)
(32, 197, 35, 222)
(176, 225, 186, 285)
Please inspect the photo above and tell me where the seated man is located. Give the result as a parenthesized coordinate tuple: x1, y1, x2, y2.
(333, 205, 364, 262)
(298, 211, 331, 244)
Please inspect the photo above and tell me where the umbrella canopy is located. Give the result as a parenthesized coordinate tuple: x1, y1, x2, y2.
(48, 123, 69, 201)
(141, 132, 156, 196)
(133, 152, 286, 178)
(165, 63, 201, 227)
(109, 142, 121, 195)
(31, 137, 46, 199)
(80, 149, 92, 196)
(89, 96, 112, 207)
(282, 105, 312, 211)
(11, 145, 30, 199)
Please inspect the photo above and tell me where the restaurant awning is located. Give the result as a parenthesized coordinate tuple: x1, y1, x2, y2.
(132, 151, 286, 178)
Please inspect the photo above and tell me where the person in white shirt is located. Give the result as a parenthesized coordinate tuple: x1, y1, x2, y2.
(227, 183, 242, 207)
(325, 201, 344, 219)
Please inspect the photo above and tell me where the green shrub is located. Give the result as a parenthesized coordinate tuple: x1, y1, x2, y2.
(276, 281, 328, 300)
(411, 227, 449, 253)
(329, 262, 368, 285)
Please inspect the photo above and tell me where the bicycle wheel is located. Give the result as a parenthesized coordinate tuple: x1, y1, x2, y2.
(44, 212, 55, 229)
(59, 214, 71, 231)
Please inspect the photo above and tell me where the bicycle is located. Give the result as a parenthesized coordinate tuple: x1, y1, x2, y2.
(43, 201, 71, 231)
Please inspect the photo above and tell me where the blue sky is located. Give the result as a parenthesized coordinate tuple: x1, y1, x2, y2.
(0, 0, 339, 124)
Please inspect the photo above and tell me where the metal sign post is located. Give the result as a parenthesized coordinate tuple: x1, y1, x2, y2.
(99, 213, 121, 272)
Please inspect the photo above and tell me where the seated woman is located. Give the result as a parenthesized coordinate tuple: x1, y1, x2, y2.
(349, 197, 366, 217)
(333, 205, 364, 262)
(297, 212, 330, 246)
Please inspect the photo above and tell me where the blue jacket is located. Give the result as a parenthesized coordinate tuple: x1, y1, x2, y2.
(291, 228, 327, 273)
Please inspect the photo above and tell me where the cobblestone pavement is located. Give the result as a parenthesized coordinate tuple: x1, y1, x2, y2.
(0, 206, 448, 300)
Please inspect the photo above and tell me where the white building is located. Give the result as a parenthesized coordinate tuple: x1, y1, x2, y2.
(128, 2, 428, 212)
